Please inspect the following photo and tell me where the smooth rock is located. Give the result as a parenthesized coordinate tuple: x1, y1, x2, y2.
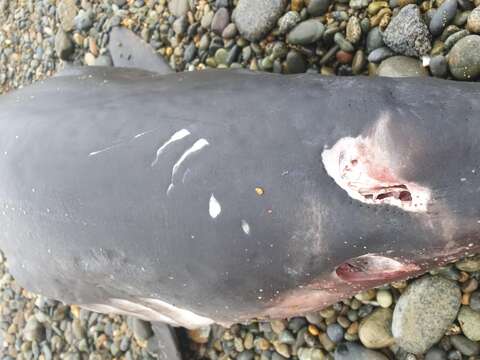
(450, 335, 480, 356)
(74, 9, 93, 31)
(326, 324, 345, 343)
(334, 342, 388, 360)
(212, 8, 230, 35)
(287, 19, 325, 45)
(429, 0, 458, 36)
(392, 276, 461, 354)
(169, 0, 190, 17)
(448, 35, 480, 80)
(444, 29, 469, 51)
(233, 0, 287, 41)
(367, 27, 385, 53)
(358, 308, 394, 349)
(334, 32, 354, 52)
(377, 55, 429, 76)
(467, 6, 480, 32)
(458, 306, 480, 341)
(23, 318, 45, 342)
(455, 255, 480, 271)
(57, 0, 77, 32)
(307, 0, 331, 16)
(470, 291, 480, 311)
(55, 30, 74, 61)
(284, 50, 306, 73)
(368, 46, 395, 62)
(278, 11, 301, 34)
(425, 347, 448, 360)
(222, 23, 238, 38)
(429, 55, 448, 77)
(346, 16, 362, 44)
(383, 4, 432, 57)
(350, 0, 370, 9)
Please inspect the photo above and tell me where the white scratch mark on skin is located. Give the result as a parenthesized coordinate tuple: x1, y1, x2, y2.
(88, 144, 122, 157)
(165, 139, 209, 194)
(182, 168, 191, 183)
(241, 220, 251, 235)
(209, 194, 221, 219)
(151, 129, 191, 167)
(171, 138, 209, 178)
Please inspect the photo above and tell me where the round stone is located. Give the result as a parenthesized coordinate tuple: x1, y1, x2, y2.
(307, 0, 331, 16)
(358, 308, 394, 349)
(366, 27, 385, 53)
(287, 19, 325, 45)
(285, 50, 307, 74)
(233, 0, 287, 41)
(326, 324, 345, 343)
(392, 276, 461, 354)
(470, 291, 480, 311)
(367, 46, 395, 62)
(377, 56, 429, 77)
(57, 0, 77, 32)
(334, 342, 389, 360)
(467, 6, 480, 33)
(450, 334, 480, 356)
(278, 11, 301, 34)
(212, 8, 230, 35)
(169, 0, 190, 16)
(429, 55, 449, 78)
(425, 347, 447, 360)
(382, 4, 432, 57)
(447, 35, 480, 80)
(455, 255, 480, 271)
(429, 0, 458, 36)
(458, 306, 480, 341)
(376, 290, 393, 308)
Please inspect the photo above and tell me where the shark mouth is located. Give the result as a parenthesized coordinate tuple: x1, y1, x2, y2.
(322, 134, 431, 212)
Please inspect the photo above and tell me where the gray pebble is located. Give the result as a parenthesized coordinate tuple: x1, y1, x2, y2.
(238, 350, 254, 360)
(307, 0, 331, 16)
(392, 276, 461, 354)
(57, 0, 77, 32)
(470, 291, 480, 311)
(226, 45, 241, 65)
(425, 347, 448, 360)
(429, 55, 448, 77)
(222, 23, 238, 38)
(287, 19, 325, 45)
(277, 11, 301, 34)
(23, 318, 45, 342)
(212, 8, 230, 35)
(169, 0, 190, 17)
(444, 29, 469, 51)
(382, 4, 432, 57)
(467, 6, 480, 32)
(233, 0, 287, 41)
(334, 342, 388, 360)
(285, 50, 307, 73)
(458, 305, 480, 341)
(74, 9, 93, 31)
(447, 35, 480, 80)
(367, 46, 395, 62)
(334, 32, 354, 52)
(279, 330, 296, 345)
(288, 317, 307, 332)
(367, 27, 385, 53)
(326, 324, 345, 343)
(349, 0, 370, 9)
(54, 30, 74, 60)
(450, 334, 480, 356)
(173, 16, 188, 35)
(184, 43, 197, 62)
(429, 0, 458, 36)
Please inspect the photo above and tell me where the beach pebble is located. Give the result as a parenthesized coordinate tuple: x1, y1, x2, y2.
(429, 0, 458, 36)
(233, 0, 287, 41)
(447, 35, 480, 80)
(377, 55, 429, 76)
(392, 276, 461, 354)
(382, 4, 432, 57)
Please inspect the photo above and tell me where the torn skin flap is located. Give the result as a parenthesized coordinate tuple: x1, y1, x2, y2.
(321, 134, 431, 212)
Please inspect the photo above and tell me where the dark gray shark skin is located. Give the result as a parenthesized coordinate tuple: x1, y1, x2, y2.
(0, 66, 480, 328)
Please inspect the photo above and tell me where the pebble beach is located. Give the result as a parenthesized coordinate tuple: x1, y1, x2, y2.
(1, 0, 480, 359)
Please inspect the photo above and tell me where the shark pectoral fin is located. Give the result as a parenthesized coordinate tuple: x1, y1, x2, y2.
(108, 26, 174, 75)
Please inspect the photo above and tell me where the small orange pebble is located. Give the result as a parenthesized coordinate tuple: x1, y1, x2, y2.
(308, 324, 320, 336)
(462, 292, 471, 305)
(347, 322, 359, 335)
(255, 187, 264, 196)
